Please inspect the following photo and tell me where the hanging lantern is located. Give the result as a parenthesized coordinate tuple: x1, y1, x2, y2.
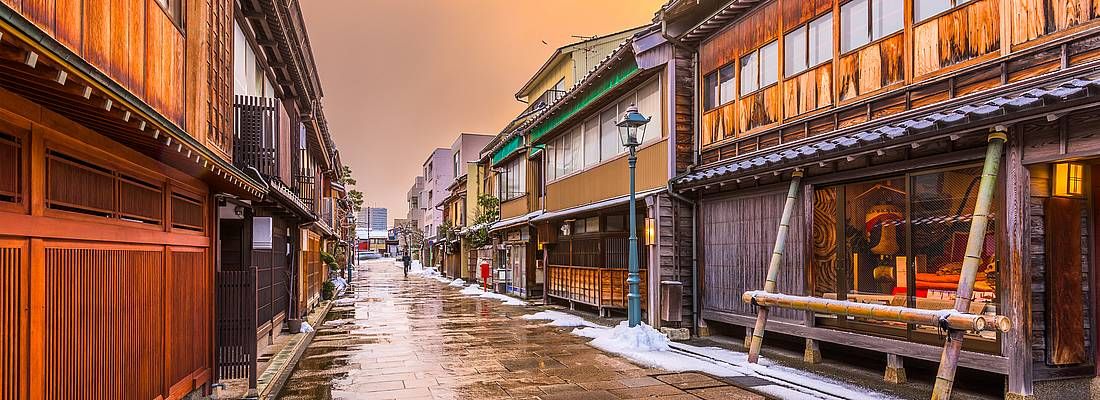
(1053, 162, 1085, 197)
(644, 217, 656, 246)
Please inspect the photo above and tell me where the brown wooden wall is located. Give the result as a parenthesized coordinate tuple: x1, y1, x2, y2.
(545, 138, 670, 212)
(0, 85, 212, 400)
(1, 0, 188, 127)
(697, 0, 1100, 161)
(700, 187, 806, 322)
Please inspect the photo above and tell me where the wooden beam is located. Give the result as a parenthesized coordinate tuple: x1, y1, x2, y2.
(1001, 128, 1034, 397)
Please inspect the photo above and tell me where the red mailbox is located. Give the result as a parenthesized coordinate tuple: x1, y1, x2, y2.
(479, 261, 491, 291)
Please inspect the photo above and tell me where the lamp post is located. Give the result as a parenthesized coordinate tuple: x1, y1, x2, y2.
(616, 104, 651, 327)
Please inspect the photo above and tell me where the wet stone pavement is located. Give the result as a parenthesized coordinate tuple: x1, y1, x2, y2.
(276, 259, 766, 400)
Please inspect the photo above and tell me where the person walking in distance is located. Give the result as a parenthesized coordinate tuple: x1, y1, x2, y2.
(402, 253, 411, 277)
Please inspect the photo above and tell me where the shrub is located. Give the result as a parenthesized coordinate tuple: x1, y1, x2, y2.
(322, 281, 336, 300)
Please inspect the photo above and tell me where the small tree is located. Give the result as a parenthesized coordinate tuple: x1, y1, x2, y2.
(467, 194, 499, 248)
(394, 221, 424, 260)
(341, 165, 364, 213)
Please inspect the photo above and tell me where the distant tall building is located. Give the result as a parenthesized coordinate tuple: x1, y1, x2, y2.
(367, 207, 388, 231)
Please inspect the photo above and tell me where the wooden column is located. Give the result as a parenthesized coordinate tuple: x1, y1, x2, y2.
(804, 339, 822, 364)
(1002, 128, 1034, 399)
(885, 354, 907, 384)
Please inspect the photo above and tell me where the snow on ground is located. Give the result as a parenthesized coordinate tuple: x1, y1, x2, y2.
(331, 276, 348, 291)
(448, 278, 466, 287)
(570, 323, 897, 400)
(521, 310, 601, 327)
(299, 321, 315, 333)
(458, 284, 527, 306)
(332, 298, 356, 306)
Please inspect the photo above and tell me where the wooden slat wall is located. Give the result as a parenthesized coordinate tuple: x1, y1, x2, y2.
(167, 249, 210, 397)
(701, 188, 805, 322)
(4, 0, 187, 126)
(44, 247, 166, 400)
(0, 240, 26, 400)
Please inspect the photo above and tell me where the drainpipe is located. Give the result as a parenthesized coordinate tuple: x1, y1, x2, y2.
(667, 181, 699, 336)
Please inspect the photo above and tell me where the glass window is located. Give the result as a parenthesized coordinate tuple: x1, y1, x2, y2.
(605, 215, 624, 231)
(570, 127, 583, 172)
(718, 65, 735, 105)
(585, 217, 600, 233)
(546, 141, 557, 181)
(873, 0, 904, 39)
(784, 27, 808, 77)
(914, 0, 968, 22)
(583, 117, 599, 167)
(810, 166, 1000, 352)
(637, 78, 662, 143)
(704, 71, 719, 110)
(561, 134, 573, 176)
(760, 42, 779, 87)
(600, 108, 620, 161)
(786, 14, 833, 78)
(841, 0, 870, 52)
(809, 14, 834, 65)
(740, 52, 758, 95)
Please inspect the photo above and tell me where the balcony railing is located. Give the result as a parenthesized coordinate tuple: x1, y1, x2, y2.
(233, 95, 281, 179)
(519, 89, 567, 119)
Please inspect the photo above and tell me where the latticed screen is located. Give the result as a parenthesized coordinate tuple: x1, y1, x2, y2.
(171, 193, 205, 231)
(46, 151, 116, 217)
(118, 175, 165, 224)
(0, 132, 20, 204)
(0, 244, 24, 400)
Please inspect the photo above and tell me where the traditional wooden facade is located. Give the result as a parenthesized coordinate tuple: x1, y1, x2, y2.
(0, 0, 264, 398)
(0, 0, 347, 398)
(663, 0, 1100, 396)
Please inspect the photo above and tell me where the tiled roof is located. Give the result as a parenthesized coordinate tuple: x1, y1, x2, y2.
(675, 76, 1100, 186)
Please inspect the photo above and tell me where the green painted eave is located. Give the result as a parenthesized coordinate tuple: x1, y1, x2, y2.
(491, 135, 523, 166)
(527, 61, 640, 149)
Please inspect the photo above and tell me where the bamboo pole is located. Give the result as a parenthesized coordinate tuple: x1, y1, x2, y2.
(742, 291, 1011, 332)
(746, 170, 803, 363)
(931, 130, 1008, 400)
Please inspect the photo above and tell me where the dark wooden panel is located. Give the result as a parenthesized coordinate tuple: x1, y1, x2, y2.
(701, 187, 806, 322)
(1044, 196, 1086, 365)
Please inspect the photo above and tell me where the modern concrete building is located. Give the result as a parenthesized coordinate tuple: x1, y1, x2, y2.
(406, 176, 425, 229)
(420, 148, 454, 250)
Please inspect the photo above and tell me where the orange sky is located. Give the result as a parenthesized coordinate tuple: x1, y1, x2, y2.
(300, 0, 666, 224)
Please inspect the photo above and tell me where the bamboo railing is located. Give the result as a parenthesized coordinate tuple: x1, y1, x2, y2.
(740, 130, 1011, 400)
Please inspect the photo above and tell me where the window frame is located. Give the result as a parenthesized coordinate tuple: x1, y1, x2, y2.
(154, 0, 186, 31)
(783, 13, 834, 78)
(840, 0, 904, 54)
(913, 0, 971, 23)
(739, 40, 779, 97)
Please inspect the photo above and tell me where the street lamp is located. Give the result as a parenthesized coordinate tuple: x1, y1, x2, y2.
(616, 104, 651, 327)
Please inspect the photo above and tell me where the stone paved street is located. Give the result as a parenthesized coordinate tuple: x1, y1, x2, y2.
(276, 259, 766, 400)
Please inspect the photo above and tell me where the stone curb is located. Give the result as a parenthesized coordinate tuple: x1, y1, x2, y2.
(254, 285, 346, 399)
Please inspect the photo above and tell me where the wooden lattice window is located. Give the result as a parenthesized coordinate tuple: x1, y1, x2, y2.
(46, 149, 166, 226)
(0, 132, 20, 204)
(118, 175, 164, 224)
(172, 192, 205, 231)
(46, 151, 116, 217)
(206, 0, 233, 155)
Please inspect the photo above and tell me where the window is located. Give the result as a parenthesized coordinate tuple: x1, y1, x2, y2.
(600, 108, 620, 161)
(784, 13, 834, 77)
(914, 0, 966, 22)
(497, 158, 525, 201)
(453, 151, 461, 177)
(704, 65, 736, 110)
(155, 0, 185, 29)
(841, 0, 904, 53)
(810, 165, 999, 352)
(740, 41, 778, 96)
(583, 116, 599, 167)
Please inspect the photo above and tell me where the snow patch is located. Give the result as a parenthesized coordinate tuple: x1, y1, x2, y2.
(459, 284, 527, 306)
(332, 298, 356, 306)
(448, 278, 466, 287)
(331, 276, 348, 291)
(569, 325, 897, 400)
(521, 311, 602, 327)
(323, 319, 352, 327)
(298, 321, 315, 333)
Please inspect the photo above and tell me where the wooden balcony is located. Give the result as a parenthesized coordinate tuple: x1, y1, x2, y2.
(233, 95, 282, 179)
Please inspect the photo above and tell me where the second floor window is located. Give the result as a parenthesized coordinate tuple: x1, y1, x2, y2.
(156, 0, 185, 29)
(784, 13, 834, 78)
(453, 151, 461, 177)
(703, 65, 736, 110)
(841, 0, 904, 53)
(498, 158, 526, 201)
(740, 41, 778, 96)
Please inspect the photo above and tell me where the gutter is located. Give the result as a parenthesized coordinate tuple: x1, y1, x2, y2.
(666, 180, 699, 336)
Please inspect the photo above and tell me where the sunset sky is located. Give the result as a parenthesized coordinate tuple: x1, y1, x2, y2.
(300, 0, 666, 224)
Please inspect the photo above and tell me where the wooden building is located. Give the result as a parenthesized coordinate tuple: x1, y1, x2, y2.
(0, 0, 349, 398)
(480, 27, 698, 322)
(661, 0, 1100, 396)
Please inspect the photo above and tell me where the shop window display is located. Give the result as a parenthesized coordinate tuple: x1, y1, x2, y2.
(811, 166, 999, 352)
